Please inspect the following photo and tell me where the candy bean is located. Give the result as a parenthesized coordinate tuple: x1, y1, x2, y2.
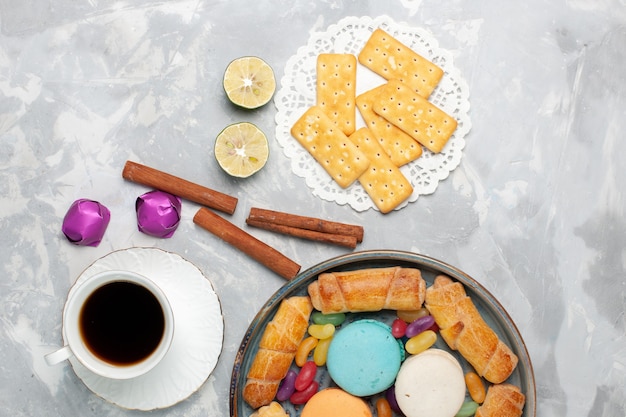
(391, 318, 407, 338)
(295, 361, 317, 391)
(313, 336, 332, 366)
(464, 372, 486, 403)
(405, 315, 435, 338)
(405, 330, 437, 355)
(397, 307, 429, 323)
(375, 397, 393, 417)
(385, 386, 402, 413)
(308, 323, 335, 340)
(275, 370, 297, 401)
(295, 336, 318, 367)
(455, 400, 479, 417)
(312, 311, 346, 326)
(428, 321, 440, 333)
(290, 380, 319, 405)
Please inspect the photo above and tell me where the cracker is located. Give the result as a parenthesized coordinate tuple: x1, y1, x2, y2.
(291, 106, 370, 188)
(356, 84, 423, 167)
(349, 127, 413, 213)
(358, 28, 443, 98)
(373, 80, 457, 153)
(316, 53, 357, 136)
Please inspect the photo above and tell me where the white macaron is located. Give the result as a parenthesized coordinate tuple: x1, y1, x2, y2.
(394, 348, 466, 417)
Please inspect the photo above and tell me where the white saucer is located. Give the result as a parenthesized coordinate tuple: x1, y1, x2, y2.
(65, 247, 224, 410)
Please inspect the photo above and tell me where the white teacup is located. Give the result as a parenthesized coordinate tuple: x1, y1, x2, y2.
(45, 270, 175, 380)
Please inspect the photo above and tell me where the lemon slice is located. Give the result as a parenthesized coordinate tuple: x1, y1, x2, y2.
(223, 56, 276, 109)
(214, 122, 269, 178)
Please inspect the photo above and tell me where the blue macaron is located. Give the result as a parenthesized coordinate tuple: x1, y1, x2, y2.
(326, 319, 404, 396)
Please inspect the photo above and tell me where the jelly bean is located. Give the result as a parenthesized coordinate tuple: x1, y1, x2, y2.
(428, 321, 440, 333)
(295, 361, 317, 391)
(308, 323, 335, 340)
(312, 311, 346, 326)
(313, 336, 332, 366)
(375, 397, 393, 417)
(397, 307, 429, 323)
(385, 386, 402, 413)
(455, 400, 479, 417)
(275, 370, 297, 401)
(464, 372, 486, 403)
(405, 315, 435, 338)
(391, 318, 407, 338)
(405, 330, 437, 355)
(295, 336, 318, 367)
(290, 380, 319, 405)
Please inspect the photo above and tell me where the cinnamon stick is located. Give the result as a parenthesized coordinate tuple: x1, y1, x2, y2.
(122, 160, 238, 215)
(193, 207, 301, 280)
(246, 218, 358, 249)
(247, 207, 364, 243)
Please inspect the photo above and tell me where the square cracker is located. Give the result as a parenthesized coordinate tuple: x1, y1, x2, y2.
(316, 53, 357, 136)
(356, 84, 423, 167)
(358, 28, 443, 98)
(373, 79, 457, 153)
(349, 127, 413, 213)
(291, 106, 370, 188)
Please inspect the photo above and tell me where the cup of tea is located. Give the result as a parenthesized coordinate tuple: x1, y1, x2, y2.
(45, 270, 175, 380)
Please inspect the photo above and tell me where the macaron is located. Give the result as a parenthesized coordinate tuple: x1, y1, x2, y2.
(326, 319, 404, 396)
(394, 349, 466, 417)
(301, 388, 371, 417)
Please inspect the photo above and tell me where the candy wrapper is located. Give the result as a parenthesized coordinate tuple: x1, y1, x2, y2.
(62, 199, 111, 247)
(136, 190, 182, 238)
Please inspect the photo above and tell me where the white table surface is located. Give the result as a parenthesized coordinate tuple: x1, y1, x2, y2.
(1, 0, 625, 416)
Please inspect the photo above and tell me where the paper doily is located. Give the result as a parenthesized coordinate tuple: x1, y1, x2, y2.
(274, 15, 471, 212)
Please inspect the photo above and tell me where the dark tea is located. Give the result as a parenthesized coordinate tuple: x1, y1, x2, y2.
(79, 281, 165, 366)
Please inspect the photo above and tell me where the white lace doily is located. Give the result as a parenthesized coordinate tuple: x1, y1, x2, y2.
(274, 15, 471, 212)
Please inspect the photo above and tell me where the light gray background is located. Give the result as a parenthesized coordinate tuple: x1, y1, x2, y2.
(1, 0, 625, 416)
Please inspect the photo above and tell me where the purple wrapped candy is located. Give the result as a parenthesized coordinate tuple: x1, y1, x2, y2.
(136, 190, 182, 238)
(62, 199, 111, 247)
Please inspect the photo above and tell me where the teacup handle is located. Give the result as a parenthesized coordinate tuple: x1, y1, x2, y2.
(45, 345, 73, 366)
